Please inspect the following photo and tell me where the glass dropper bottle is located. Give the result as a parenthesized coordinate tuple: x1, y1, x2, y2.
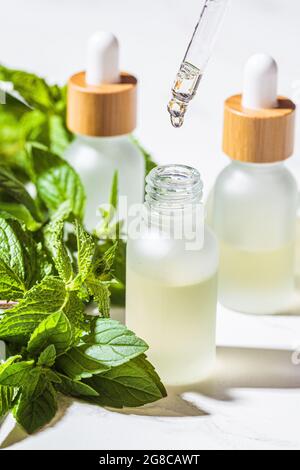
(167, 0, 229, 128)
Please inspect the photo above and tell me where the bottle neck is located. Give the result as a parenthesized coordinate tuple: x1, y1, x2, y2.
(142, 165, 204, 248)
(145, 164, 203, 213)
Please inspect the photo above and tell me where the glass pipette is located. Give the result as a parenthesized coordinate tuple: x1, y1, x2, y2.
(167, 0, 229, 128)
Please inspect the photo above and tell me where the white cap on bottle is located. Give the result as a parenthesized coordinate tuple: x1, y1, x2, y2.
(242, 53, 278, 110)
(86, 31, 120, 85)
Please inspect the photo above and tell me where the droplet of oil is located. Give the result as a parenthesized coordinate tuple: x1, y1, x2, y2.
(170, 115, 184, 128)
(167, 98, 187, 129)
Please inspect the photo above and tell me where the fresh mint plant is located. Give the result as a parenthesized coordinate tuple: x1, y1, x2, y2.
(0, 66, 163, 435)
(0, 194, 166, 434)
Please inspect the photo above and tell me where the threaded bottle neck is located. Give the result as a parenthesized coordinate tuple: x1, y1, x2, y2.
(145, 165, 203, 213)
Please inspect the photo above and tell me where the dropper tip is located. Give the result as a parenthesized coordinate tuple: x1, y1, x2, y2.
(167, 98, 187, 128)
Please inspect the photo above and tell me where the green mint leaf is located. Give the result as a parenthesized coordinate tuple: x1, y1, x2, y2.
(0, 215, 38, 299)
(0, 65, 61, 113)
(22, 367, 46, 399)
(0, 276, 67, 343)
(56, 373, 99, 398)
(0, 165, 40, 220)
(14, 382, 57, 434)
(28, 311, 74, 356)
(56, 346, 109, 381)
(73, 220, 95, 286)
(37, 345, 56, 367)
(29, 144, 86, 219)
(49, 115, 72, 157)
(86, 280, 111, 318)
(85, 355, 166, 408)
(44, 222, 73, 282)
(44, 369, 61, 384)
(0, 360, 34, 387)
(44, 203, 74, 283)
(63, 291, 85, 329)
(83, 318, 148, 367)
(93, 242, 117, 279)
(0, 202, 41, 231)
(0, 384, 15, 418)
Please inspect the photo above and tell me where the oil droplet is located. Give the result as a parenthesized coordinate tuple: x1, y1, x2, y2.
(167, 98, 187, 129)
(170, 115, 184, 128)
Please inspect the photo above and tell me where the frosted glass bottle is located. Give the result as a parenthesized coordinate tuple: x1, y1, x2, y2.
(209, 54, 297, 314)
(64, 135, 145, 231)
(126, 165, 219, 386)
(211, 161, 297, 314)
(65, 32, 145, 231)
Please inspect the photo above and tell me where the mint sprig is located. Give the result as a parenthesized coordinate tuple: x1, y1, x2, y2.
(0, 65, 164, 435)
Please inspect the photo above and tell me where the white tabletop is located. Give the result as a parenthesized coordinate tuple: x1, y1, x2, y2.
(1, 301, 300, 450)
(1, 0, 300, 450)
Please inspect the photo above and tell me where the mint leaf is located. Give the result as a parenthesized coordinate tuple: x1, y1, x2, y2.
(29, 144, 86, 219)
(0, 165, 40, 220)
(56, 346, 109, 380)
(44, 213, 73, 284)
(37, 345, 56, 367)
(22, 367, 46, 399)
(0, 276, 67, 343)
(0, 215, 37, 299)
(92, 242, 117, 279)
(83, 318, 148, 367)
(0, 65, 64, 113)
(56, 373, 99, 398)
(63, 291, 85, 328)
(86, 280, 111, 318)
(28, 311, 74, 356)
(0, 202, 41, 231)
(0, 385, 14, 418)
(0, 360, 34, 387)
(74, 220, 95, 285)
(49, 115, 72, 157)
(14, 382, 57, 434)
(85, 355, 166, 408)
(45, 370, 62, 384)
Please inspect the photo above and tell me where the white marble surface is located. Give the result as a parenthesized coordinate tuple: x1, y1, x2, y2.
(1, 0, 300, 451)
(1, 304, 300, 450)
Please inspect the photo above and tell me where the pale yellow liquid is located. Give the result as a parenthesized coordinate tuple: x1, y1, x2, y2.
(126, 269, 218, 386)
(219, 241, 295, 314)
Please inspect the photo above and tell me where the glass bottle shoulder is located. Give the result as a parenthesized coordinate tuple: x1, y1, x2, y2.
(127, 225, 218, 286)
(65, 134, 144, 170)
(214, 160, 298, 201)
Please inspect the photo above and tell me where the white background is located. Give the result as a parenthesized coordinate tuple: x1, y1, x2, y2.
(1, 0, 300, 193)
(1, 0, 300, 450)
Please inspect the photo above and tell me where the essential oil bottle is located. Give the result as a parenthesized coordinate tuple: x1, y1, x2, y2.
(126, 165, 219, 386)
(65, 32, 145, 231)
(209, 54, 297, 314)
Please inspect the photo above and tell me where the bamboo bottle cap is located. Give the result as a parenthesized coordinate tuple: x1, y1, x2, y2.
(67, 71, 137, 137)
(67, 32, 137, 137)
(223, 54, 296, 163)
(223, 94, 296, 163)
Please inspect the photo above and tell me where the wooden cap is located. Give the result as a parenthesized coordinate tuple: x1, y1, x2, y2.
(223, 94, 296, 163)
(67, 71, 137, 137)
